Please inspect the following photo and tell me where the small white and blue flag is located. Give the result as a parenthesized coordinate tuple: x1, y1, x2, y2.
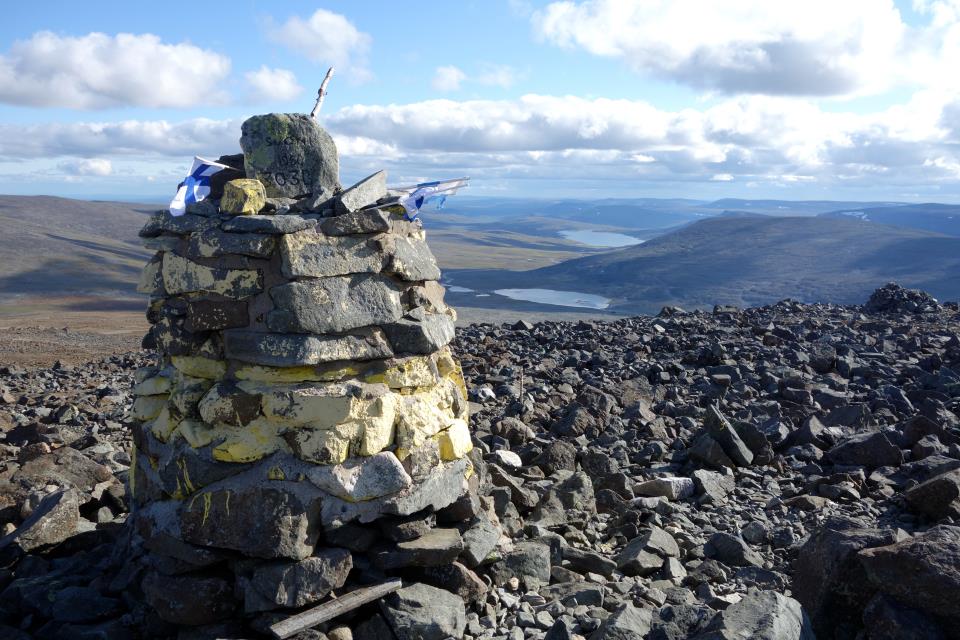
(169, 156, 231, 216)
(390, 177, 469, 221)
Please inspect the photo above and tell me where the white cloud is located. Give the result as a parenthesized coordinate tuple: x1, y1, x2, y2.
(476, 64, 520, 88)
(432, 65, 466, 92)
(0, 118, 241, 159)
(9, 90, 960, 196)
(532, 0, 908, 96)
(0, 32, 231, 109)
(58, 158, 112, 176)
(244, 66, 303, 103)
(267, 9, 372, 82)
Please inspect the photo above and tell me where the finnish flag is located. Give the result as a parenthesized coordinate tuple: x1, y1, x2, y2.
(391, 177, 469, 221)
(169, 157, 230, 216)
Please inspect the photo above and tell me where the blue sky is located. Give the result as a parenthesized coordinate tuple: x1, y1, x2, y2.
(3, 0, 960, 202)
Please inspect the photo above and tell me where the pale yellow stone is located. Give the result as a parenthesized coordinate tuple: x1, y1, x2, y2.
(131, 395, 167, 421)
(211, 420, 287, 463)
(161, 252, 262, 299)
(171, 355, 227, 380)
(436, 350, 469, 410)
(256, 384, 355, 428)
(176, 420, 215, 449)
(395, 383, 460, 453)
(288, 422, 362, 465)
(248, 382, 388, 429)
(437, 419, 472, 460)
(149, 406, 182, 443)
(132, 374, 171, 396)
(359, 394, 397, 456)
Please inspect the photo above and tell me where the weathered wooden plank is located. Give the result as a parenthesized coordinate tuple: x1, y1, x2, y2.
(270, 578, 403, 639)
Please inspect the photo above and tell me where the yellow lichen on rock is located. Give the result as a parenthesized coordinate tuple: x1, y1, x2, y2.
(395, 383, 460, 453)
(365, 355, 439, 389)
(211, 420, 287, 462)
(161, 253, 262, 299)
(220, 178, 266, 215)
(252, 382, 358, 428)
(171, 356, 228, 380)
(234, 361, 366, 383)
(286, 422, 363, 465)
(149, 406, 182, 443)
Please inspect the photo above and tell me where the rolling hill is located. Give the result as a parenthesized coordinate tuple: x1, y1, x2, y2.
(0, 196, 155, 308)
(820, 203, 960, 236)
(450, 215, 960, 314)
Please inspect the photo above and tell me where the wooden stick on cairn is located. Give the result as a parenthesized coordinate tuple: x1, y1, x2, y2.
(310, 67, 335, 120)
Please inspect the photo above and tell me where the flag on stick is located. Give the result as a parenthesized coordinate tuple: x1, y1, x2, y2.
(169, 157, 231, 216)
(389, 177, 469, 220)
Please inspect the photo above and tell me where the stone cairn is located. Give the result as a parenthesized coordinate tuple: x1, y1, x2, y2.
(128, 113, 489, 634)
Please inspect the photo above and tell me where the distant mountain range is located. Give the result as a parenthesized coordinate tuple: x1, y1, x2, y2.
(819, 203, 960, 237)
(452, 214, 960, 314)
(3, 194, 960, 317)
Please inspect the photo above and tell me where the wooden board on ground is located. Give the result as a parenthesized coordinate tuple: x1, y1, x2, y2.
(270, 578, 402, 639)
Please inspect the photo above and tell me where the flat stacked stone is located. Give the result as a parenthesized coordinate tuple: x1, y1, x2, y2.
(128, 114, 483, 631)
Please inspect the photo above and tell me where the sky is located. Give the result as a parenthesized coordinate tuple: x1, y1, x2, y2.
(4, 0, 960, 201)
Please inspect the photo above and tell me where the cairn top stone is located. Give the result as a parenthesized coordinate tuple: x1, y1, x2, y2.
(240, 113, 340, 199)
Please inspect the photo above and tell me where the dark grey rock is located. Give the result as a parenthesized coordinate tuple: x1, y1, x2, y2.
(335, 170, 386, 213)
(862, 593, 947, 640)
(705, 404, 754, 466)
(180, 482, 321, 560)
(184, 299, 249, 332)
(592, 603, 653, 639)
(268, 275, 403, 334)
(372, 528, 463, 570)
(487, 541, 552, 591)
(242, 548, 352, 612)
(690, 433, 736, 469)
(705, 532, 764, 567)
(223, 328, 394, 366)
(380, 582, 466, 640)
(692, 469, 735, 504)
(186, 229, 276, 259)
(826, 431, 904, 468)
(616, 526, 679, 576)
(693, 590, 815, 640)
(385, 236, 442, 281)
(562, 545, 617, 578)
(904, 468, 960, 519)
(859, 525, 960, 620)
(142, 572, 236, 626)
(221, 214, 316, 234)
(383, 312, 455, 354)
(0, 488, 79, 552)
(321, 208, 392, 235)
(240, 113, 340, 198)
(460, 514, 501, 567)
(792, 518, 903, 637)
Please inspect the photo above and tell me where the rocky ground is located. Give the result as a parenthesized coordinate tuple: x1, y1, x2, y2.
(0, 282, 959, 639)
